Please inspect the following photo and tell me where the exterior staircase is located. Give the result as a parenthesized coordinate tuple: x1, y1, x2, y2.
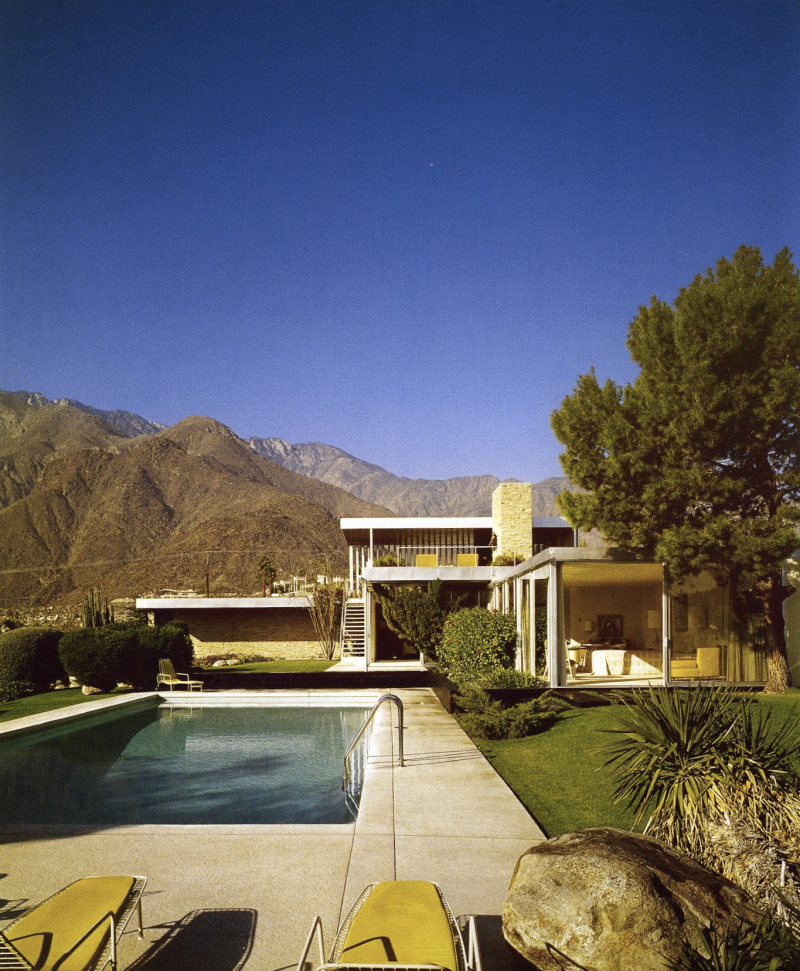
(340, 598, 366, 659)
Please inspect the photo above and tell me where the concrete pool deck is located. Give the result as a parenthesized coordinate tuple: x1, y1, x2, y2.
(0, 688, 545, 970)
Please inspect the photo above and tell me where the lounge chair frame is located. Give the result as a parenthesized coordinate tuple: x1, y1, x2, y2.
(0, 875, 146, 971)
(296, 882, 481, 971)
(156, 658, 203, 692)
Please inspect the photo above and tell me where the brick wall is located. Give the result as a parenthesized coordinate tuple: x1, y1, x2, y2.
(492, 482, 533, 561)
(165, 607, 322, 660)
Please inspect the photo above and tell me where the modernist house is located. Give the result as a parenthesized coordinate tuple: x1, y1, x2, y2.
(341, 482, 799, 687)
(136, 479, 799, 686)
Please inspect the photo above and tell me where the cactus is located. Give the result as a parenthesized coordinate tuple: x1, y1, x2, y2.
(82, 587, 114, 628)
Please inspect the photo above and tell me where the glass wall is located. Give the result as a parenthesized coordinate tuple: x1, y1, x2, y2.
(669, 573, 767, 683)
(561, 563, 664, 682)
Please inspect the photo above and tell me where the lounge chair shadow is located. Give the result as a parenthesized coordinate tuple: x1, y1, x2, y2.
(403, 749, 483, 765)
(473, 915, 536, 970)
(128, 908, 256, 971)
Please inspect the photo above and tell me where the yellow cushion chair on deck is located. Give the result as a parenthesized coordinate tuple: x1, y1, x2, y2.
(415, 554, 438, 568)
(156, 658, 203, 691)
(0, 875, 146, 971)
(670, 646, 722, 679)
(456, 554, 479, 567)
(297, 880, 482, 971)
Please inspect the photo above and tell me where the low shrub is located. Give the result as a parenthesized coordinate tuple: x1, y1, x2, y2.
(456, 685, 565, 740)
(58, 627, 136, 692)
(0, 626, 64, 696)
(482, 668, 547, 689)
(0, 680, 37, 703)
(667, 899, 800, 971)
(438, 607, 517, 685)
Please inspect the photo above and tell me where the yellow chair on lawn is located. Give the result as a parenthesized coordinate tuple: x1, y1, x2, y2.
(156, 658, 203, 691)
(296, 880, 482, 971)
(0, 875, 146, 971)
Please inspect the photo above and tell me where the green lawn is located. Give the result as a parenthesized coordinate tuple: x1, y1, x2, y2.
(475, 701, 640, 838)
(205, 659, 337, 673)
(474, 689, 800, 839)
(0, 689, 117, 724)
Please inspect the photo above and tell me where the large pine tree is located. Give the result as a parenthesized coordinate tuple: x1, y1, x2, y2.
(551, 246, 800, 691)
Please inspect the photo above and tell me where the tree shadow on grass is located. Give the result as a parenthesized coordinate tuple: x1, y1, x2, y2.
(128, 908, 257, 971)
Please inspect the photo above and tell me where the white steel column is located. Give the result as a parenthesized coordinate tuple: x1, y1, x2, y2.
(530, 576, 537, 675)
(547, 561, 560, 687)
(662, 573, 671, 686)
(349, 545, 354, 596)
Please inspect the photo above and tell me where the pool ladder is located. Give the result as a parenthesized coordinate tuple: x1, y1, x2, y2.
(342, 693, 404, 800)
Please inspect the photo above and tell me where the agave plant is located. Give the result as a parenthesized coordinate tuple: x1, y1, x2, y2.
(602, 685, 743, 852)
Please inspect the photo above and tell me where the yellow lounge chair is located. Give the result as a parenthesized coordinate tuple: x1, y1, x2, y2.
(670, 646, 722, 679)
(296, 880, 482, 971)
(0, 875, 146, 971)
(156, 658, 203, 691)
(415, 554, 438, 567)
(456, 554, 479, 567)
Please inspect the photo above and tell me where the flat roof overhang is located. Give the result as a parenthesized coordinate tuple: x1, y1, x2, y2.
(340, 517, 493, 546)
(490, 546, 664, 586)
(363, 566, 494, 584)
(136, 597, 310, 610)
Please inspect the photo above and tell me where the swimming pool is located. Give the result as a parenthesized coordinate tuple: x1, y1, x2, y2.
(0, 701, 371, 825)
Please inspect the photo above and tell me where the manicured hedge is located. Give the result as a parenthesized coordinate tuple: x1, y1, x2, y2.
(58, 622, 194, 692)
(438, 607, 518, 686)
(0, 625, 65, 700)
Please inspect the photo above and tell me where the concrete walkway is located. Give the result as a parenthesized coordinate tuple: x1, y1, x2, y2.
(0, 689, 544, 970)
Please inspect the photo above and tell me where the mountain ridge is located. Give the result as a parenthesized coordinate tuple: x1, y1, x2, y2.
(2, 390, 571, 517)
(0, 407, 392, 606)
(0, 390, 573, 606)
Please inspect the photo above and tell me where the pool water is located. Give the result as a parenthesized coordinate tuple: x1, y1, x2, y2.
(0, 704, 370, 825)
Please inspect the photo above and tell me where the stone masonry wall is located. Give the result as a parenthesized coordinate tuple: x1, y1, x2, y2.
(492, 481, 533, 561)
(168, 607, 321, 660)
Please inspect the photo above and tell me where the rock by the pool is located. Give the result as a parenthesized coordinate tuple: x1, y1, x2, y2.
(503, 827, 752, 971)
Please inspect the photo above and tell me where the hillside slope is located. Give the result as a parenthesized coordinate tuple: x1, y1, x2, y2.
(0, 391, 131, 509)
(0, 416, 391, 606)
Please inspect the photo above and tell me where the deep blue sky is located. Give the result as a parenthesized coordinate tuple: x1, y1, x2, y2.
(2, 1, 798, 482)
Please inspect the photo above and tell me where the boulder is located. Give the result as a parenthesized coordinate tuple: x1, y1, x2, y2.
(503, 828, 752, 971)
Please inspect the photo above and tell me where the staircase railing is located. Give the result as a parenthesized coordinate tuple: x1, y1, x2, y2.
(342, 693, 404, 794)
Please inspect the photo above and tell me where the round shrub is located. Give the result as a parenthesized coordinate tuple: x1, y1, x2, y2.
(438, 608, 518, 686)
(123, 621, 194, 689)
(0, 626, 64, 697)
(58, 627, 136, 692)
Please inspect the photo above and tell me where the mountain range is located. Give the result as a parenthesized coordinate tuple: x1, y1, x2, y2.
(0, 390, 570, 607)
(248, 437, 569, 517)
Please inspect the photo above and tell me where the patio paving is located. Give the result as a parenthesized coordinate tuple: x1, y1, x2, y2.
(0, 688, 545, 970)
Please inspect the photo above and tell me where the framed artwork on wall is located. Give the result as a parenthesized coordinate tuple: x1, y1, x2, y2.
(598, 614, 623, 638)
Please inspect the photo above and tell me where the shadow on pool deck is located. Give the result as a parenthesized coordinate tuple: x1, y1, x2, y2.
(129, 909, 257, 971)
(0, 688, 545, 971)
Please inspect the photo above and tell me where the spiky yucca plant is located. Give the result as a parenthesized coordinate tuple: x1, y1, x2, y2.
(603, 685, 800, 857)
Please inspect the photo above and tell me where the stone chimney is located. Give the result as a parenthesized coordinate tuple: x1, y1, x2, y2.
(492, 482, 533, 562)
